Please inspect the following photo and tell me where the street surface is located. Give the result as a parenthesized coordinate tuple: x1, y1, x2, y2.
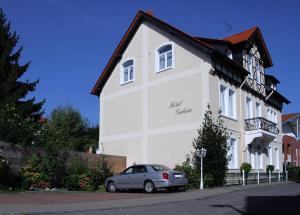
(0, 182, 299, 214)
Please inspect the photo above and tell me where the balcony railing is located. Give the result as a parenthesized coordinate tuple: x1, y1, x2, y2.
(245, 117, 279, 134)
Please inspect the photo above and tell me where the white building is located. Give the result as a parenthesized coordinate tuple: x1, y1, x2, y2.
(91, 11, 289, 171)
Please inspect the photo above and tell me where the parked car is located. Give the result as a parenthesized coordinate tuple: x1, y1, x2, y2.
(105, 164, 188, 193)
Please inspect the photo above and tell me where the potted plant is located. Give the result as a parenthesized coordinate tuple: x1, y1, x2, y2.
(240, 162, 252, 185)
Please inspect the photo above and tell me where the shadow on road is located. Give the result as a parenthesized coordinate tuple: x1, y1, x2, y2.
(212, 195, 300, 214)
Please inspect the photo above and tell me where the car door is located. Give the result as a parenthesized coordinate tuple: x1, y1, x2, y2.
(115, 166, 133, 189)
(130, 165, 148, 189)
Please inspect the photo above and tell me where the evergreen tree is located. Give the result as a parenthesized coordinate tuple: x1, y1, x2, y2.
(0, 8, 44, 146)
(192, 104, 229, 187)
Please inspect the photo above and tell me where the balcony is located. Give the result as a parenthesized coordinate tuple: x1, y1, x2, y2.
(245, 117, 279, 145)
(245, 117, 279, 134)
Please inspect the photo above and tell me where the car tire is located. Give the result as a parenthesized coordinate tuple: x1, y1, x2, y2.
(144, 180, 155, 193)
(106, 181, 117, 193)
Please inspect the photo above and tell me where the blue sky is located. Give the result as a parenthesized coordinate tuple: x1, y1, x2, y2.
(1, 0, 299, 124)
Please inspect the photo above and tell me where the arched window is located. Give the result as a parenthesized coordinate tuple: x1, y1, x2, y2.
(156, 43, 174, 72)
(121, 59, 134, 84)
(226, 49, 233, 60)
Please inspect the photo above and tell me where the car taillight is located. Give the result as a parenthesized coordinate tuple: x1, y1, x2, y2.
(162, 172, 169, 180)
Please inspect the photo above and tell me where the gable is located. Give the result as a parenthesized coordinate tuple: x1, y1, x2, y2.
(91, 11, 213, 96)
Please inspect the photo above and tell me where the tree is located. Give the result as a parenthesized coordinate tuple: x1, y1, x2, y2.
(192, 104, 229, 187)
(0, 8, 44, 146)
(38, 105, 98, 152)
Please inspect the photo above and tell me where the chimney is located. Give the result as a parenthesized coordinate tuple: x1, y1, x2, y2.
(146, 9, 153, 16)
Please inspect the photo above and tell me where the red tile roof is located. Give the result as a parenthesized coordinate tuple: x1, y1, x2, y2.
(223, 26, 258, 44)
(282, 113, 300, 122)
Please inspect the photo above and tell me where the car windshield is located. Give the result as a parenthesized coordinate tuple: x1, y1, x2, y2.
(151, 165, 171, 171)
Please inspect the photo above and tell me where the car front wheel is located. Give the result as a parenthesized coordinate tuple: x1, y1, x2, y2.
(107, 181, 117, 193)
(144, 181, 155, 193)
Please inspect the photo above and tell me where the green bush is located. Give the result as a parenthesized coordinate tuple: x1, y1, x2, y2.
(64, 157, 112, 191)
(266, 165, 275, 173)
(175, 159, 199, 189)
(90, 157, 113, 189)
(21, 154, 50, 189)
(287, 166, 300, 181)
(240, 162, 252, 174)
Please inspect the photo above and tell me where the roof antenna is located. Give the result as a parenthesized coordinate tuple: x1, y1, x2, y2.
(219, 18, 233, 35)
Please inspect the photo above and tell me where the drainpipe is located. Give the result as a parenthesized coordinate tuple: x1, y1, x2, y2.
(239, 75, 249, 164)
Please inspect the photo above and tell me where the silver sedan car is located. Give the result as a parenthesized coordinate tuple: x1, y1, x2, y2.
(105, 164, 188, 193)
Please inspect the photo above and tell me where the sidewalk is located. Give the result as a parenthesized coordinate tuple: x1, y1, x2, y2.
(0, 181, 292, 214)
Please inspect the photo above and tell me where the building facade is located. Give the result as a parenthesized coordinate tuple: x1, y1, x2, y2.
(92, 11, 289, 171)
(282, 113, 300, 167)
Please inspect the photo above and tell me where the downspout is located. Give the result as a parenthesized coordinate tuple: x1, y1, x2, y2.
(239, 75, 249, 164)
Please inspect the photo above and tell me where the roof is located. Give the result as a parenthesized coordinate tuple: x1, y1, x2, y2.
(223, 26, 258, 44)
(91, 10, 214, 96)
(265, 74, 280, 84)
(282, 113, 300, 123)
(91, 11, 274, 96)
(283, 135, 300, 145)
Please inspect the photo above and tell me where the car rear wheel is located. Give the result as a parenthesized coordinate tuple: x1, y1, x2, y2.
(107, 181, 116, 193)
(144, 181, 155, 193)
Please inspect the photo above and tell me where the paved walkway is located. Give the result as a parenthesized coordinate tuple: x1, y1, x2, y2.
(0, 182, 292, 214)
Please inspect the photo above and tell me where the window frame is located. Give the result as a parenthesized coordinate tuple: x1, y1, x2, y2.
(245, 97, 253, 119)
(227, 137, 238, 169)
(155, 42, 175, 73)
(227, 49, 233, 60)
(219, 83, 237, 120)
(120, 58, 135, 85)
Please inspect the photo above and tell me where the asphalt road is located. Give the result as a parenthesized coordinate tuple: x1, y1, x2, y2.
(46, 182, 300, 215)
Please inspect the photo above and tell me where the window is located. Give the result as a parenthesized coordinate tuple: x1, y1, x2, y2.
(245, 97, 253, 119)
(133, 165, 147, 174)
(255, 102, 261, 117)
(219, 84, 236, 119)
(227, 49, 233, 60)
(156, 44, 173, 72)
(151, 165, 170, 171)
(255, 61, 261, 84)
(274, 112, 277, 124)
(122, 167, 134, 175)
(220, 85, 226, 114)
(121, 59, 134, 84)
(228, 89, 235, 117)
(247, 54, 253, 78)
(267, 108, 277, 123)
(228, 138, 237, 168)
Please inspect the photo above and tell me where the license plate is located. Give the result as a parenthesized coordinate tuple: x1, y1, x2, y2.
(174, 174, 183, 178)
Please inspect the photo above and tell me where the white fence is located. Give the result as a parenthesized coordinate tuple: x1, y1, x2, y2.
(226, 170, 288, 186)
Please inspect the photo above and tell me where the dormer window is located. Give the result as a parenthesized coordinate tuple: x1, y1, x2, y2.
(227, 49, 233, 60)
(121, 59, 134, 85)
(156, 43, 174, 72)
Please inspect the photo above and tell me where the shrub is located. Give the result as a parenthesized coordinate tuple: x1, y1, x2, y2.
(0, 153, 10, 180)
(266, 165, 275, 173)
(175, 158, 199, 189)
(240, 162, 252, 174)
(287, 166, 300, 181)
(21, 154, 50, 189)
(90, 157, 113, 189)
(65, 156, 113, 191)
